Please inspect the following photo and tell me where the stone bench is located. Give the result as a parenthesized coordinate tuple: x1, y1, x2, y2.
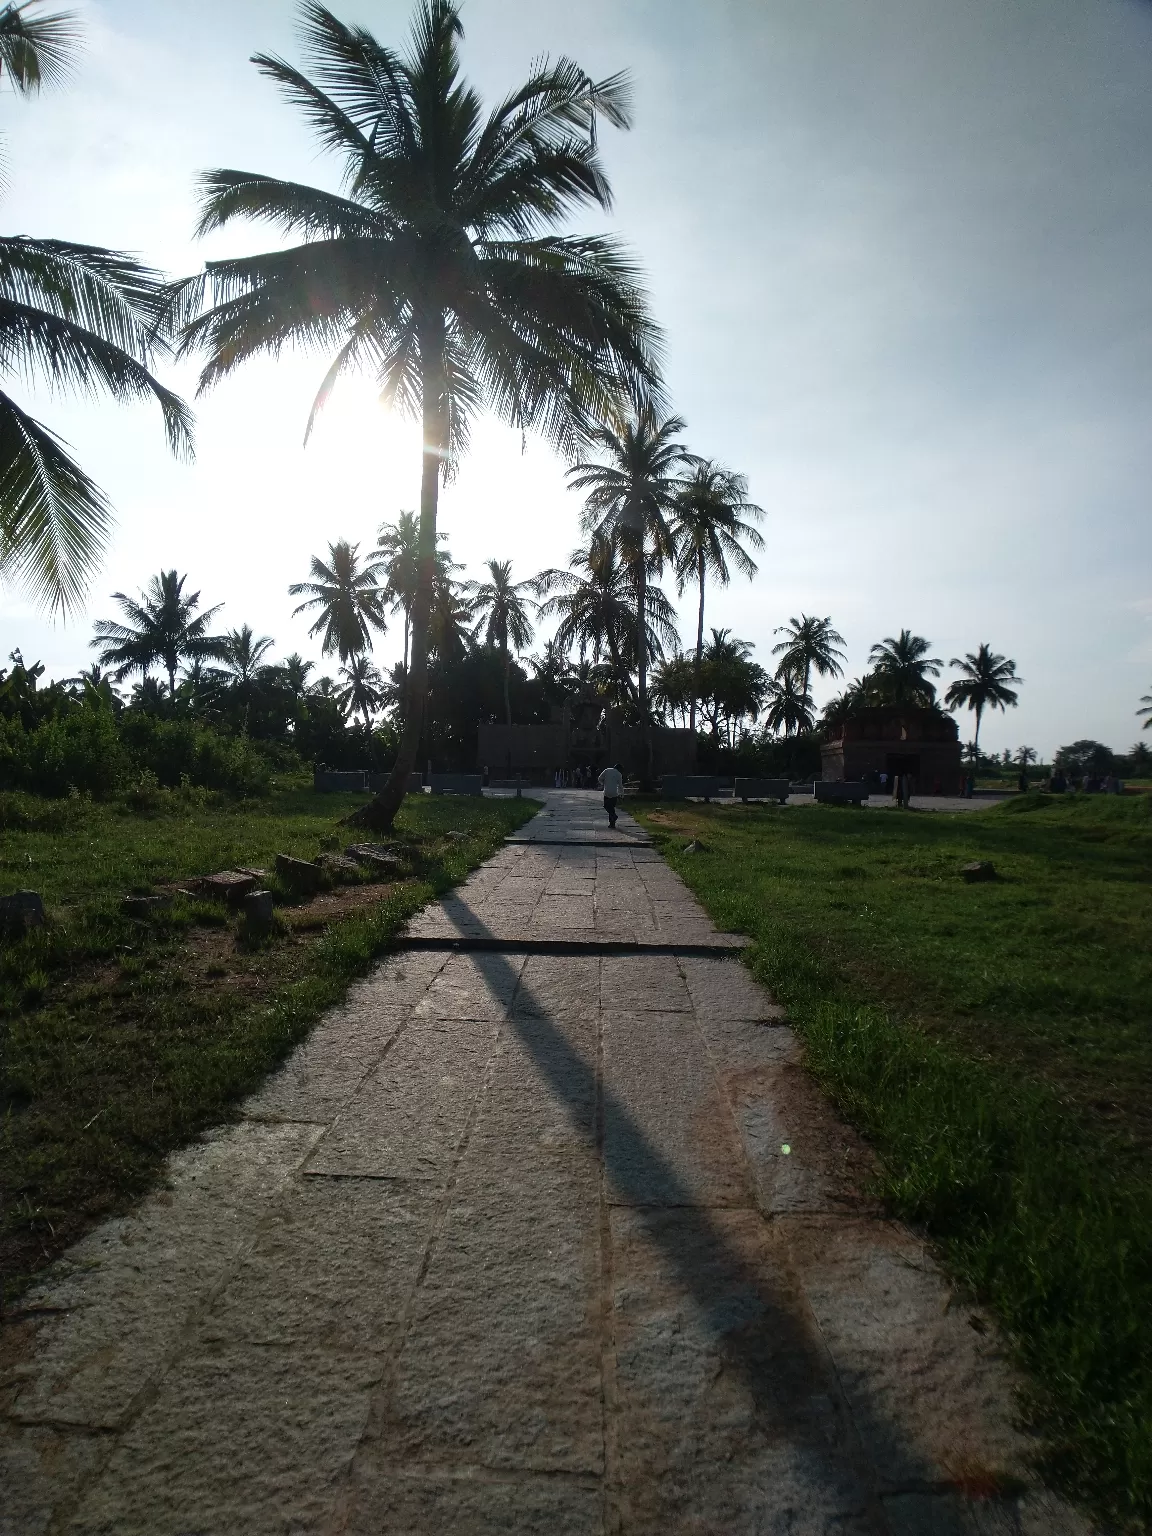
(733, 777, 790, 803)
(429, 773, 483, 796)
(659, 775, 725, 802)
(367, 771, 424, 794)
(814, 780, 869, 804)
(313, 768, 368, 793)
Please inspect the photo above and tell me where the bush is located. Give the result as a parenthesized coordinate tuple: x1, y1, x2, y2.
(0, 705, 280, 800)
(0, 707, 128, 798)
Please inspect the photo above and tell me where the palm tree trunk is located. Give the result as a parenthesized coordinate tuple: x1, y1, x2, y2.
(356, 326, 444, 829)
(167, 661, 177, 699)
(503, 649, 512, 727)
(636, 541, 653, 788)
(690, 551, 705, 737)
(974, 705, 983, 754)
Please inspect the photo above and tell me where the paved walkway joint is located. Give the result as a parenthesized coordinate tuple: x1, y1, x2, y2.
(0, 791, 1092, 1534)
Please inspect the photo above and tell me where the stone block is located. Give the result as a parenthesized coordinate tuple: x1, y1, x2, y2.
(0, 888, 44, 932)
(961, 861, 996, 882)
(814, 781, 868, 804)
(429, 772, 483, 795)
(659, 774, 724, 800)
(314, 852, 361, 882)
(733, 776, 790, 802)
(241, 889, 274, 929)
(192, 870, 258, 904)
(274, 853, 321, 891)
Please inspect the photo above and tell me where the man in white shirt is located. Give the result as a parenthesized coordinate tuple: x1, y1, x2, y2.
(597, 762, 624, 829)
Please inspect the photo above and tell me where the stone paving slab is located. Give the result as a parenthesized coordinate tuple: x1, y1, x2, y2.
(0, 790, 1095, 1534)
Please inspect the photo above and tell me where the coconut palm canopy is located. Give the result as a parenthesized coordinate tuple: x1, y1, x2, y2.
(91, 570, 224, 696)
(671, 460, 763, 732)
(171, 0, 662, 827)
(867, 629, 943, 708)
(289, 538, 387, 662)
(0, 4, 193, 616)
(772, 614, 846, 700)
(466, 558, 536, 724)
(944, 643, 1020, 749)
(568, 405, 690, 773)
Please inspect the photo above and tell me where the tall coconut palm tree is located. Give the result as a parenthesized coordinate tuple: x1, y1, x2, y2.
(1137, 690, 1152, 730)
(210, 623, 275, 731)
(171, 0, 660, 828)
(336, 651, 384, 730)
(91, 570, 224, 697)
(670, 461, 763, 733)
(568, 406, 689, 779)
(772, 614, 846, 702)
(0, 5, 193, 615)
(868, 629, 943, 708)
(534, 534, 676, 708)
(466, 558, 535, 725)
(944, 643, 1020, 751)
(289, 538, 387, 662)
(377, 511, 419, 678)
(763, 668, 815, 738)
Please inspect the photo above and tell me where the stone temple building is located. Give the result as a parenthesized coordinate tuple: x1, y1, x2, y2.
(477, 703, 695, 783)
(820, 707, 963, 795)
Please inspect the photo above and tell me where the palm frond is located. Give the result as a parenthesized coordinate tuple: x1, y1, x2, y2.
(0, 387, 110, 613)
(0, 1, 78, 94)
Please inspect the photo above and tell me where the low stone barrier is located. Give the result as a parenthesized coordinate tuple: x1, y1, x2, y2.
(429, 773, 483, 796)
(659, 775, 725, 801)
(733, 777, 790, 803)
(814, 780, 869, 804)
(313, 768, 368, 793)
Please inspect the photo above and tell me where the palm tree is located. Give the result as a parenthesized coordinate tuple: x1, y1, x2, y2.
(1138, 691, 1152, 731)
(534, 534, 677, 708)
(377, 511, 420, 678)
(763, 669, 815, 737)
(172, 1, 660, 828)
(466, 558, 536, 725)
(336, 652, 384, 730)
(772, 615, 846, 702)
(568, 406, 690, 779)
(868, 629, 943, 708)
(91, 570, 224, 697)
(279, 652, 314, 701)
(670, 461, 763, 733)
(944, 643, 1020, 751)
(211, 623, 275, 732)
(289, 539, 387, 662)
(0, 5, 193, 615)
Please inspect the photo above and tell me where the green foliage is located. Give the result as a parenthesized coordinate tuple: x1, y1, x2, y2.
(636, 793, 1152, 1525)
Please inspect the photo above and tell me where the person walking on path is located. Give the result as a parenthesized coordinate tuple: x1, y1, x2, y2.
(598, 761, 624, 828)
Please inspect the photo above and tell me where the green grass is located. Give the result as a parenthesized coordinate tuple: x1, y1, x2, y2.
(634, 793, 1152, 1529)
(1, 786, 537, 1304)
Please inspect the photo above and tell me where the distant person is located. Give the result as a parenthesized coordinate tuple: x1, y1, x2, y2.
(598, 762, 624, 829)
(879, 772, 889, 794)
(966, 771, 976, 799)
(895, 773, 905, 809)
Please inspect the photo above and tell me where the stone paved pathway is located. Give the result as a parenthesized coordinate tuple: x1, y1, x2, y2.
(1, 792, 1090, 1534)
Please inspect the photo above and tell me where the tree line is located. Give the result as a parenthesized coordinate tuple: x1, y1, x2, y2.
(1, 2, 1148, 807)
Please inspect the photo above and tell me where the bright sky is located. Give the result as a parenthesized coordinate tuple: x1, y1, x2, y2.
(3, 0, 1151, 759)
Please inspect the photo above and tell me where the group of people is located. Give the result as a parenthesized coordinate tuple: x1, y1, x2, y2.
(1044, 769, 1124, 794)
(552, 764, 597, 789)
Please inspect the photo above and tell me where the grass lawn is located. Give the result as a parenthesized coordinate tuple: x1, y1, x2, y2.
(0, 784, 536, 1305)
(634, 792, 1152, 1529)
